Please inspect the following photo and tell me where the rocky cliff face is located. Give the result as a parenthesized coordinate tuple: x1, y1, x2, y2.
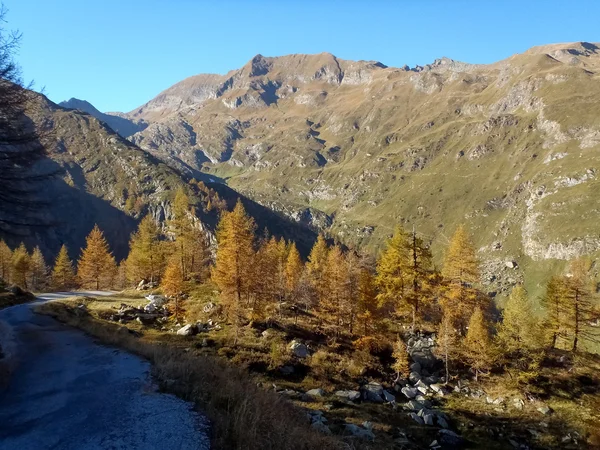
(106, 42, 600, 296)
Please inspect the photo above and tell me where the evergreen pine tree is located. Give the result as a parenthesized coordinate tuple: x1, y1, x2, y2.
(77, 225, 117, 290)
(51, 245, 76, 290)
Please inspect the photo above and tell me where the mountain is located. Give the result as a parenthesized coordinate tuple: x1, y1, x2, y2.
(59, 98, 147, 138)
(8, 92, 317, 262)
(114, 42, 600, 298)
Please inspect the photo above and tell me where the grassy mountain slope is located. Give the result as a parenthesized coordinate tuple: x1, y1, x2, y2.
(120, 42, 600, 299)
(8, 93, 316, 262)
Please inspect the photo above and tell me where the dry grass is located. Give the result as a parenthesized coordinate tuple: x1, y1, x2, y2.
(35, 299, 345, 450)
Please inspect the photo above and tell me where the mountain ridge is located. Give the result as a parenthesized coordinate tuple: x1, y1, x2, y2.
(56, 42, 600, 299)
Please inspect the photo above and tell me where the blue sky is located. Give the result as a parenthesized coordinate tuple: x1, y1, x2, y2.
(5, 0, 599, 113)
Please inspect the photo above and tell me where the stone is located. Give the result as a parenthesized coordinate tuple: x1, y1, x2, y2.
(344, 424, 375, 441)
(430, 383, 444, 394)
(409, 412, 424, 425)
(438, 429, 464, 448)
(409, 371, 422, 383)
(407, 400, 425, 410)
(410, 362, 422, 373)
(306, 388, 325, 397)
(289, 340, 309, 358)
(362, 381, 384, 403)
(424, 413, 435, 426)
(505, 260, 518, 269)
(382, 390, 396, 403)
(437, 417, 449, 429)
(512, 398, 525, 410)
(202, 302, 215, 313)
(261, 329, 274, 338)
(335, 390, 361, 401)
(176, 324, 197, 336)
(401, 386, 419, 399)
(311, 421, 331, 435)
(537, 405, 552, 415)
(279, 365, 294, 375)
(362, 421, 373, 430)
(415, 395, 428, 403)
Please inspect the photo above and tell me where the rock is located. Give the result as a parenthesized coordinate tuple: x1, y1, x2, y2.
(409, 371, 422, 383)
(362, 421, 373, 430)
(311, 421, 331, 435)
(410, 362, 422, 373)
(430, 439, 441, 449)
(289, 340, 309, 358)
(537, 405, 552, 415)
(407, 400, 426, 410)
(382, 390, 396, 403)
(409, 412, 424, 425)
(424, 375, 439, 385)
(424, 413, 435, 426)
(344, 423, 375, 441)
(430, 383, 444, 395)
(512, 397, 525, 410)
(505, 260, 518, 269)
(438, 429, 464, 448)
(202, 302, 215, 313)
(261, 329, 274, 338)
(279, 365, 295, 375)
(437, 416, 449, 429)
(335, 390, 361, 401)
(306, 388, 325, 397)
(401, 386, 419, 399)
(362, 381, 384, 403)
(176, 324, 197, 336)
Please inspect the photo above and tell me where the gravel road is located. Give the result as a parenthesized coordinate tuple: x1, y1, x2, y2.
(0, 292, 210, 450)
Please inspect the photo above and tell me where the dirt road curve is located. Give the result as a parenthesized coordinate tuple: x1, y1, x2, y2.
(0, 292, 210, 450)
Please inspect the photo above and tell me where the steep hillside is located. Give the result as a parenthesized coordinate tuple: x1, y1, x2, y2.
(7, 93, 316, 262)
(59, 98, 147, 138)
(117, 42, 600, 298)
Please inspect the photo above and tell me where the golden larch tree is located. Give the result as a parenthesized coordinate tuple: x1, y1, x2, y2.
(322, 244, 349, 336)
(563, 258, 597, 352)
(357, 267, 380, 337)
(441, 225, 483, 332)
(0, 240, 12, 282)
(211, 200, 256, 342)
(306, 234, 329, 305)
(77, 225, 117, 290)
(391, 338, 410, 381)
(541, 275, 569, 349)
(162, 257, 186, 323)
(11, 242, 30, 289)
(29, 246, 48, 291)
(436, 312, 459, 384)
(51, 245, 77, 290)
(463, 306, 493, 381)
(497, 285, 542, 353)
(169, 187, 211, 282)
(126, 215, 164, 285)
